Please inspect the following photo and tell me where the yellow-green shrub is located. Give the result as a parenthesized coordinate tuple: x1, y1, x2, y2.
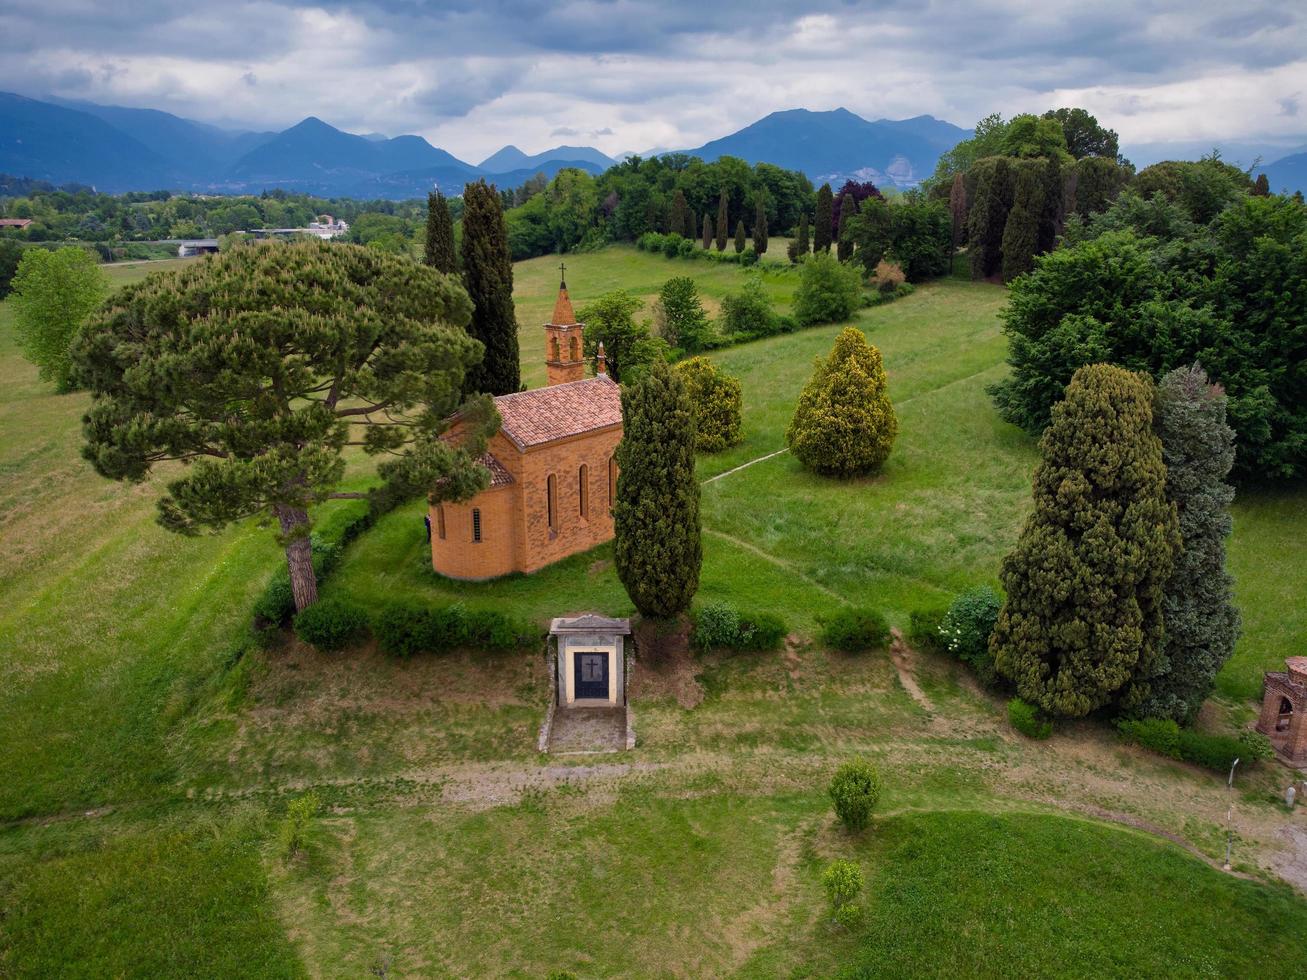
(675, 356, 743, 452)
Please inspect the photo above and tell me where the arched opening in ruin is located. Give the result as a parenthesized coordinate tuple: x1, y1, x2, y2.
(1277, 696, 1294, 732)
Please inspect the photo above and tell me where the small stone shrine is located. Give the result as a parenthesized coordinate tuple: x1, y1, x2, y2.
(1255, 657, 1307, 764)
(539, 614, 634, 754)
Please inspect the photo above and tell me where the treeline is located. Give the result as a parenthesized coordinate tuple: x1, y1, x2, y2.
(0, 182, 454, 249)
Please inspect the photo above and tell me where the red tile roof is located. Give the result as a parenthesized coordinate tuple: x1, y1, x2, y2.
(494, 375, 621, 449)
(478, 452, 514, 487)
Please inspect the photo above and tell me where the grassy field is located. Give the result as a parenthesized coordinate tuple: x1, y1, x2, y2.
(1, 249, 1306, 977)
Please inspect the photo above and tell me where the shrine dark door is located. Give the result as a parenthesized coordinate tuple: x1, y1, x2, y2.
(574, 652, 609, 700)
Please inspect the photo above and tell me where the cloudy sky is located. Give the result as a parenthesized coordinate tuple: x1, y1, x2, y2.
(2, 0, 1305, 162)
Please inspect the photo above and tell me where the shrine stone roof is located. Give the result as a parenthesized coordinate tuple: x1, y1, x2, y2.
(493, 375, 621, 449)
(550, 614, 632, 635)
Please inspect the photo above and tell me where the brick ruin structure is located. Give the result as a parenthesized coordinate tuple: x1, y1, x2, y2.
(1255, 657, 1307, 764)
(429, 270, 622, 580)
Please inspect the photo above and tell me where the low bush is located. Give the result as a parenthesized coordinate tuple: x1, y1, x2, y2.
(278, 790, 320, 861)
(829, 759, 881, 831)
(822, 859, 864, 911)
(1238, 729, 1275, 762)
(821, 607, 890, 653)
(691, 600, 786, 652)
(1008, 698, 1052, 739)
(1117, 718, 1254, 772)
(372, 599, 536, 656)
(907, 606, 947, 652)
(718, 276, 781, 342)
(1176, 729, 1244, 772)
(939, 586, 1002, 685)
(293, 597, 369, 651)
(794, 252, 863, 326)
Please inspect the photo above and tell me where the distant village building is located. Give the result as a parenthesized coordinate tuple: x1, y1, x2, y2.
(250, 217, 349, 241)
(430, 272, 621, 580)
(1256, 657, 1307, 765)
(176, 239, 220, 257)
(0, 218, 33, 230)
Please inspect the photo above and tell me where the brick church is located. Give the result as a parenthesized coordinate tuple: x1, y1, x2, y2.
(430, 273, 622, 580)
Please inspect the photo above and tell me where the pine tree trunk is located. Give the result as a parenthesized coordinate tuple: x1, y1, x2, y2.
(277, 504, 318, 612)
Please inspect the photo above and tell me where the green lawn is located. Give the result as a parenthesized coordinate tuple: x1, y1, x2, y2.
(1, 247, 1305, 977)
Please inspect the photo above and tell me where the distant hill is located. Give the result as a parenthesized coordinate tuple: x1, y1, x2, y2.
(480, 144, 616, 172)
(0, 92, 172, 191)
(681, 107, 971, 187)
(1259, 150, 1307, 196)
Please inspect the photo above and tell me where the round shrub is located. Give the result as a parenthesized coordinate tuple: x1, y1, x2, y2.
(940, 586, 1002, 685)
(786, 327, 897, 478)
(675, 356, 743, 452)
(794, 251, 863, 326)
(661, 234, 682, 259)
(718, 276, 779, 341)
(907, 606, 947, 652)
(821, 859, 864, 910)
(829, 759, 881, 831)
(821, 607, 890, 653)
(293, 597, 368, 651)
(1008, 698, 1052, 740)
(692, 600, 741, 651)
(833, 900, 862, 929)
(1238, 729, 1274, 762)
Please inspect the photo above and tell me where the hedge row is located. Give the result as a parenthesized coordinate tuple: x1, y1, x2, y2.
(635, 231, 765, 267)
(691, 600, 787, 652)
(820, 607, 890, 653)
(293, 596, 540, 655)
(1117, 717, 1274, 771)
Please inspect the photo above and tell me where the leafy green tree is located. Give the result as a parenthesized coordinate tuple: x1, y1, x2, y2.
(967, 156, 1013, 278)
(1001, 160, 1046, 281)
(715, 188, 729, 251)
(794, 252, 862, 326)
(888, 199, 952, 282)
(613, 360, 701, 618)
(1042, 107, 1120, 160)
(1140, 365, 1240, 722)
(1133, 157, 1250, 224)
(1000, 114, 1072, 162)
(72, 240, 495, 612)
(991, 364, 1179, 717)
(814, 183, 834, 252)
(753, 198, 769, 255)
(845, 197, 893, 275)
(786, 326, 897, 477)
(461, 179, 519, 395)
(719, 275, 779, 340)
(701, 212, 713, 250)
(653, 276, 712, 352)
(577, 291, 667, 382)
(734, 219, 746, 254)
(675, 356, 743, 452)
(0, 239, 23, 298)
(9, 246, 107, 390)
(836, 193, 854, 262)
(925, 112, 1010, 191)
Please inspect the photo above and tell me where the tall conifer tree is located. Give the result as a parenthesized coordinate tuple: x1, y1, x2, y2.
(753, 199, 769, 255)
(948, 172, 968, 253)
(461, 179, 520, 395)
(991, 364, 1179, 717)
(614, 360, 701, 618)
(836, 192, 854, 262)
(669, 189, 689, 238)
(685, 207, 697, 241)
(702, 212, 714, 250)
(1000, 160, 1045, 281)
(967, 156, 1013, 279)
(1140, 365, 1240, 722)
(798, 212, 810, 254)
(716, 189, 729, 251)
(424, 190, 457, 274)
(734, 220, 746, 254)
(814, 183, 834, 252)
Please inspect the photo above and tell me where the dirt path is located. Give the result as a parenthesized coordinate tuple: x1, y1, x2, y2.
(889, 628, 935, 714)
(701, 448, 789, 485)
(701, 527, 846, 602)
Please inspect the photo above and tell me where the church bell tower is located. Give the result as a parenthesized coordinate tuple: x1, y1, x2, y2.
(545, 263, 587, 387)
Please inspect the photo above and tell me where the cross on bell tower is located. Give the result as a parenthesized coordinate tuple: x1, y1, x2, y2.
(544, 264, 586, 386)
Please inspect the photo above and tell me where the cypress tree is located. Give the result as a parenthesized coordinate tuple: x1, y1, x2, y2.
(1253, 172, 1271, 196)
(1140, 365, 1240, 722)
(991, 364, 1180, 717)
(753, 199, 769, 255)
(424, 190, 457, 274)
(967, 156, 1013, 279)
(613, 359, 701, 618)
(701, 212, 714, 250)
(1001, 160, 1045, 282)
(715, 189, 729, 251)
(786, 327, 897, 477)
(798, 212, 810, 254)
(669, 189, 689, 238)
(836, 192, 854, 262)
(814, 183, 834, 252)
(461, 179, 520, 395)
(1037, 155, 1064, 254)
(948, 172, 968, 253)
(685, 206, 697, 241)
(734, 219, 746, 254)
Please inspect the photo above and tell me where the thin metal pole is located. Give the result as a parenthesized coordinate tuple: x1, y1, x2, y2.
(1223, 757, 1240, 871)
